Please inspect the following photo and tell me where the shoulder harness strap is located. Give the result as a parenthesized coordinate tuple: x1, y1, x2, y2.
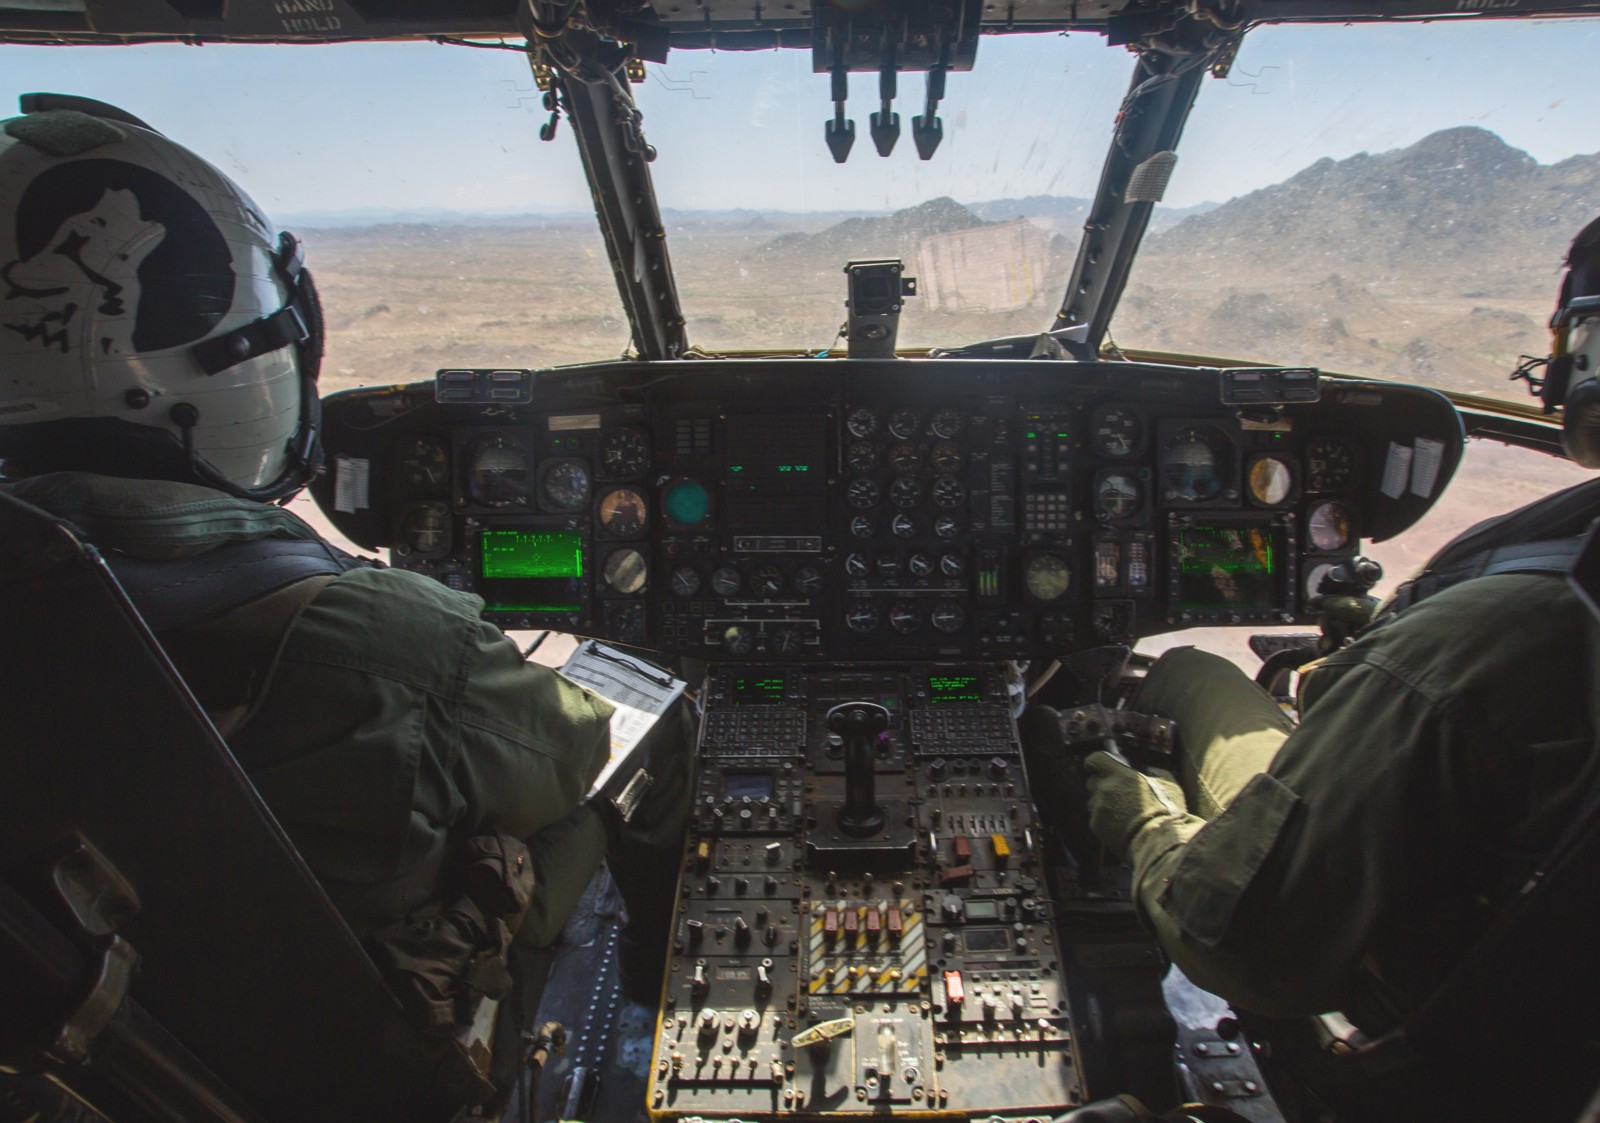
(107, 537, 382, 632)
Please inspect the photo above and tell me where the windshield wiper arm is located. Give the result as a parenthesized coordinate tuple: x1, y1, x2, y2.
(522, 17, 687, 362)
(1054, 28, 1238, 355)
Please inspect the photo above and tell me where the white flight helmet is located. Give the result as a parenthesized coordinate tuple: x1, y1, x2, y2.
(0, 94, 322, 501)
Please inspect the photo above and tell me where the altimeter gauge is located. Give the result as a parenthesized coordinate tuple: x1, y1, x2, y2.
(1091, 405, 1142, 459)
(598, 426, 651, 479)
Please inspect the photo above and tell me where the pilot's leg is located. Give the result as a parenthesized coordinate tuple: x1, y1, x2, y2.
(602, 701, 696, 1001)
(1133, 647, 1292, 819)
(515, 807, 610, 948)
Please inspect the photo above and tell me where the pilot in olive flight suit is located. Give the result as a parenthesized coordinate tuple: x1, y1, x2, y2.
(1082, 216, 1600, 1121)
(0, 101, 687, 1013)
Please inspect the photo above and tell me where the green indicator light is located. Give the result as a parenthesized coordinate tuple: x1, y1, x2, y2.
(1026, 431, 1037, 439)
(779, 465, 792, 472)
(730, 465, 743, 472)
(1057, 432, 1069, 438)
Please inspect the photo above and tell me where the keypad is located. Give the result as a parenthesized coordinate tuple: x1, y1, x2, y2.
(702, 707, 806, 756)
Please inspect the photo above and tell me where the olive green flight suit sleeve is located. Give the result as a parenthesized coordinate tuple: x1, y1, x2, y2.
(231, 567, 614, 917)
(1115, 577, 1595, 1021)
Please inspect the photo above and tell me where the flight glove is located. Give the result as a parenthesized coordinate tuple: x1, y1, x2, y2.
(1084, 750, 1199, 874)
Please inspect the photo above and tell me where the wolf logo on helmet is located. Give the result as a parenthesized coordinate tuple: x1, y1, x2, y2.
(0, 101, 322, 501)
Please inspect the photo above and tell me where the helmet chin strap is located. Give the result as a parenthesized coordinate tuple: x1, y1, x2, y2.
(178, 231, 325, 504)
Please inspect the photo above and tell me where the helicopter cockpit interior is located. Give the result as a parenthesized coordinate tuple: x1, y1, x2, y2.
(2, 2, 1598, 1123)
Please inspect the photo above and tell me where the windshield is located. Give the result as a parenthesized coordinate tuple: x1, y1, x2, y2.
(2, 21, 1596, 382)
(1116, 20, 1600, 405)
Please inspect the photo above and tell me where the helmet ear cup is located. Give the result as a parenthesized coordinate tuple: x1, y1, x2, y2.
(1563, 374, 1600, 468)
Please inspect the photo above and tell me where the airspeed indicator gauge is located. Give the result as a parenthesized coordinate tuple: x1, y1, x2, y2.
(598, 426, 650, 479)
(399, 436, 448, 497)
(597, 486, 648, 538)
(537, 458, 591, 513)
(1024, 553, 1072, 603)
(1091, 406, 1142, 459)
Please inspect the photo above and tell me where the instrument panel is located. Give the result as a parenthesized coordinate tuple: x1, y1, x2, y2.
(313, 359, 1463, 660)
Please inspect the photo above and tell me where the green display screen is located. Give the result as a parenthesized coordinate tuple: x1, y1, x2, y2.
(928, 673, 982, 704)
(480, 529, 583, 579)
(732, 674, 787, 705)
(1174, 524, 1280, 612)
(479, 529, 583, 613)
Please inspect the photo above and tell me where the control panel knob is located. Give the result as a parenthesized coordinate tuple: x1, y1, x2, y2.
(706, 876, 721, 895)
(734, 876, 749, 895)
(686, 919, 705, 946)
(738, 1009, 760, 1038)
(756, 960, 774, 996)
(928, 759, 947, 781)
(735, 916, 752, 947)
(692, 963, 710, 996)
(763, 876, 778, 895)
(988, 757, 1009, 780)
(942, 896, 965, 923)
(698, 1007, 720, 1034)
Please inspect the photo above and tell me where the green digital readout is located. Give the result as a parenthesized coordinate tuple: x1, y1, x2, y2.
(1174, 524, 1280, 612)
(928, 673, 982, 704)
(480, 529, 583, 579)
(733, 675, 787, 705)
(479, 529, 583, 614)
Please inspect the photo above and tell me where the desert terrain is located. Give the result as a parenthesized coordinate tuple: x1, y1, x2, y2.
(299, 125, 1600, 663)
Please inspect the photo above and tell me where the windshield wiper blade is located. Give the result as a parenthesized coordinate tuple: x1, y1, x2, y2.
(1054, 28, 1237, 355)
(933, 325, 1091, 360)
(523, 20, 687, 362)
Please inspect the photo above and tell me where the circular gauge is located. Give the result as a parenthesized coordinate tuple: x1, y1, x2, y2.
(848, 478, 881, 510)
(607, 603, 645, 643)
(400, 502, 450, 555)
(597, 486, 648, 538)
(468, 434, 530, 507)
(399, 437, 448, 497)
(846, 406, 880, 439)
(1304, 561, 1336, 602)
(603, 548, 648, 595)
(889, 479, 922, 509)
(850, 515, 875, 538)
(939, 553, 965, 577)
(669, 565, 701, 597)
(1248, 455, 1297, 507)
(598, 426, 650, 479)
(538, 458, 590, 513)
(793, 565, 824, 594)
(1308, 501, 1355, 552)
(930, 600, 965, 633)
(750, 564, 785, 597)
(889, 603, 922, 634)
(710, 566, 743, 597)
(846, 440, 878, 474)
(907, 553, 933, 577)
(663, 479, 711, 526)
(934, 514, 962, 539)
(1307, 437, 1357, 493)
(1095, 472, 1142, 521)
(876, 553, 902, 578)
(889, 408, 921, 440)
(930, 441, 963, 475)
(845, 600, 881, 632)
(845, 553, 872, 578)
(891, 513, 917, 538)
(772, 628, 804, 654)
(1163, 425, 1232, 502)
(1024, 553, 1072, 603)
(931, 476, 966, 510)
(1091, 406, 1142, 459)
(888, 442, 921, 475)
(722, 625, 757, 656)
(931, 407, 965, 440)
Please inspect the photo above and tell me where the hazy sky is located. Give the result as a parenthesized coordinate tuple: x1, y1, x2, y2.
(0, 18, 1595, 217)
